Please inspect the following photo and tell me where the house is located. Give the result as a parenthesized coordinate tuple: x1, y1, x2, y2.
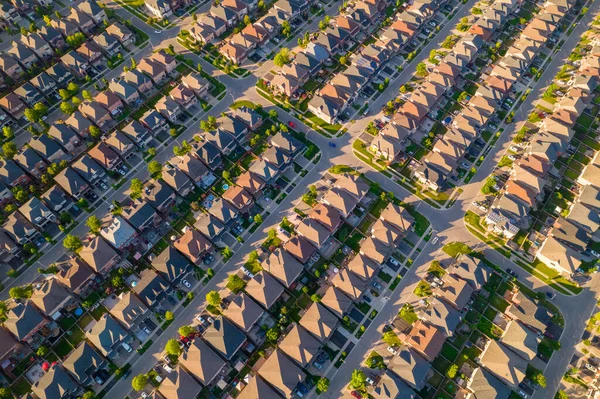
(89, 142, 121, 171)
(63, 342, 106, 386)
(0, 53, 24, 80)
(48, 124, 82, 156)
(331, 268, 366, 301)
(284, 236, 317, 264)
(245, 271, 285, 309)
(65, 111, 94, 138)
(14, 147, 46, 179)
(263, 248, 304, 288)
(93, 31, 122, 56)
(140, 109, 168, 133)
(218, 114, 249, 144)
(566, 202, 600, 236)
(370, 219, 403, 247)
(32, 365, 79, 399)
(295, 52, 322, 76)
(370, 135, 402, 161)
(300, 302, 338, 343)
(79, 236, 120, 274)
(500, 321, 540, 362)
(151, 50, 177, 75)
(138, 58, 168, 85)
(224, 293, 264, 333)
(297, 217, 332, 249)
(452, 255, 490, 290)
(162, 168, 193, 197)
(100, 216, 137, 250)
(195, 213, 226, 243)
(54, 167, 90, 199)
(29, 135, 66, 164)
(30, 72, 57, 98)
(77, 41, 105, 67)
(122, 199, 162, 233)
(170, 84, 198, 110)
(96, 90, 125, 117)
(174, 228, 212, 265)
(536, 236, 581, 275)
(222, 186, 254, 214)
(347, 253, 379, 281)
(402, 321, 446, 360)
(152, 246, 193, 285)
(105, 131, 136, 160)
(55, 257, 95, 296)
(249, 160, 280, 184)
(143, 180, 176, 213)
(479, 340, 527, 389)
(469, 368, 512, 399)
(4, 302, 47, 343)
(106, 22, 135, 47)
(0, 181, 12, 207)
(132, 269, 171, 308)
(436, 274, 474, 310)
(110, 291, 148, 330)
(3, 212, 38, 245)
(172, 154, 209, 187)
(202, 317, 246, 360)
(321, 187, 359, 218)
(145, 0, 172, 19)
(0, 92, 26, 119)
(72, 154, 106, 185)
(79, 101, 112, 130)
(30, 279, 72, 318)
(8, 41, 38, 69)
(220, 42, 248, 65)
(262, 146, 291, 170)
(20, 197, 56, 228)
(321, 286, 353, 318)
(61, 51, 90, 79)
(390, 348, 431, 390)
(122, 70, 154, 97)
(41, 185, 74, 214)
(270, 131, 303, 156)
(181, 73, 210, 97)
(259, 350, 306, 398)
(0, 159, 29, 188)
(280, 324, 321, 368)
(308, 94, 341, 124)
(14, 82, 43, 107)
(194, 141, 224, 171)
(158, 367, 202, 399)
(86, 314, 128, 358)
(179, 339, 226, 386)
(238, 376, 284, 399)
(121, 120, 152, 147)
(236, 171, 265, 198)
(371, 370, 414, 399)
(68, 8, 95, 34)
(51, 19, 81, 38)
(208, 197, 239, 226)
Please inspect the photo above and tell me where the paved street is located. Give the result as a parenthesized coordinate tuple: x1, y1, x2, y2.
(2, 0, 598, 396)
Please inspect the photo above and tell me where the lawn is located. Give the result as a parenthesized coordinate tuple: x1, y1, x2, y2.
(442, 242, 470, 257)
(414, 281, 432, 297)
(410, 210, 431, 236)
(53, 338, 74, 357)
(58, 316, 76, 331)
(399, 304, 419, 324)
(345, 232, 365, 251)
(90, 305, 108, 321)
(77, 313, 94, 329)
(369, 198, 390, 218)
(490, 295, 510, 312)
(477, 318, 502, 340)
(11, 378, 31, 396)
(66, 326, 86, 347)
(440, 342, 459, 362)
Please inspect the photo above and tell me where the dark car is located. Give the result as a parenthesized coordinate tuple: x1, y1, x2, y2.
(506, 268, 518, 278)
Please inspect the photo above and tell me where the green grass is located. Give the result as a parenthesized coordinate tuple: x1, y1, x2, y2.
(399, 304, 419, 324)
(369, 198, 390, 218)
(440, 343, 459, 362)
(53, 338, 74, 357)
(90, 305, 108, 320)
(66, 326, 86, 346)
(77, 313, 94, 329)
(11, 378, 31, 396)
(498, 156, 513, 168)
(414, 280, 432, 297)
(443, 242, 470, 257)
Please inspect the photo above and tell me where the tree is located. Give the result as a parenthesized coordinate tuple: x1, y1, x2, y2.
(82, 90, 92, 100)
(2, 142, 17, 160)
(281, 20, 291, 37)
(11, 186, 28, 203)
(179, 325, 195, 337)
(273, 48, 291, 67)
(148, 161, 162, 178)
(165, 311, 174, 321)
(382, 330, 401, 346)
(71, 96, 82, 107)
(254, 213, 263, 224)
(350, 369, 367, 390)
(310, 294, 321, 302)
(33, 102, 48, 116)
(111, 275, 124, 288)
(222, 170, 230, 181)
(67, 82, 79, 94)
(36, 345, 49, 357)
(9, 286, 29, 299)
(2, 126, 14, 140)
(200, 116, 217, 132)
(131, 374, 148, 391)
(60, 101, 75, 115)
(266, 327, 279, 341)
(86, 216, 102, 234)
(24, 108, 40, 123)
(446, 364, 458, 379)
(206, 290, 221, 307)
(173, 140, 191, 156)
(243, 14, 251, 25)
(129, 178, 143, 199)
(317, 377, 329, 393)
(555, 391, 569, 399)
(63, 234, 82, 252)
(165, 339, 181, 356)
(81, 392, 96, 399)
(43, 15, 52, 25)
(531, 371, 547, 388)
(89, 125, 101, 140)
(416, 62, 428, 77)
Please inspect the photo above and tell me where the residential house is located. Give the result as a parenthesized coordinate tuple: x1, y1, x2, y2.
(20, 33, 53, 59)
(41, 185, 74, 214)
(145, 0, 172, 19)
(174, 228, 212, 265)
(218, 114, 249, 143)
(14, 147, 46, 179)
(79, 236, 120, 274)
(162, 168, 194, 196)
(280, 324, 321, 367)
(181, 73, 210, 97)
(300, 302, 338, 343)
(536, 236, 581, 275)
(155, 96, 182, 122)
(479, 340, 527, 389)
(402, 321, 446, 361)
(172, 154, 209, 186)
(331, 268, 366, 301)
(4, 302, 47, 343)
(64, 111, 93, 138)
(222, 186, 254, 214)
(202, 317, 246, 360)
(109, 78, 142, 107)
(50, 19, 81, 38)
(105, 131, 136, 160)
(30, 279, 73, 319)
(208, 197, 239, 227)
(48, 124, 82, 157)
(138, 58, 168, 85)
(259, 350, 306, 398)
(19, 197, 56, 228)
(123, 69, 154, 96)
(109, 291, 148, 330)
(195, 213, 226, 243)
(79, 100, 112, 130)
(170, 84, 198, 110)
(32, 365, 79, 399)
(140, 109, 168, 134)
(390, 348, 431, 390)
(0, 92, 26, 119)
(195, 141, 223, 171)
(0, 53, 24, 80)
(297, 217, 332, 250)
(236, 171, 265, 198)
(347, 253, 379, 281)
(284, 236, 317, 264)
(14, 82, 43, 107)
(67, 8, 95, 34)
(122, 199, 162, 233)
(468, 368, 512, 399)
(100, 216, 138, 250)
(63, 342, 106, 386)
(77, 0, 107, 24)
(121, 120, 152, 147)
(143, 180, 176, 213)
(88, 142, 122, 172)
(132, 269, 171, 308)
(106, 22, 135, 47)
(152, 246, 193, 285)
(451, 255, 490, 290)
(158, 367, 202, 399)
(238, 376, 284, 399)
(179, 339, 226, 387)
(262, 248, 304, 288)
(61, 51, 91, 79)
(8, 41, 38, 69)
(96, 90, 125, 117)
(3, 212, 38, 245)
(224, 293, 264, 334)
(55, 257, 95, 296)
(436, 274, 474, 310)
(72, 154, 106, 185)
(54, 167, 90, 199)
(244, 271, 284, 309)
(321, 286, 353, 318)
(371, 371, 413, 399)
(85, 314, 128, 358)
(220, 42, 248, 65)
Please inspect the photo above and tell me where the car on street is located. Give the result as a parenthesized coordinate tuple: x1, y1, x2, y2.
(506, 268, 518, 278)
(121, 369, 131, 379)
(328, 142, 336, 148)
(155, 30, 162, 34)
(288, 121, 296, 128)
(182, 279, 192, 288)
(546, 291, 556, 300)
(363, 295, 372, 303)
(461, 162, 470, 168)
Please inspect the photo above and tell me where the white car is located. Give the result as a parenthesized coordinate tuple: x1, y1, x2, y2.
(121, 342, 133, 353)
(182, 279, 192, 288)
(154, 30, 162, 34)
(366, 377, 375, 385)
(508, 154, 517, 161)
(387, 346, 398, 355)
(591, 250, 600, 258)
(509, 146, 520, 152)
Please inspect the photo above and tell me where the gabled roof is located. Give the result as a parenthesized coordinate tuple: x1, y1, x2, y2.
(5, 302, 45, 341)
(122, 199, 158, 229)
(420, 298, 461, 337)
(300, 302, 338, 342)
(404, 320, 445, 360)
(321, 286, 352, 318)
(238, 376, 283, 399)
(173, 154, 208, 180)
(452, 255, 489, 290)
(371, 370, 414, 399)
(132, 269, 170, 307)
(162, 168, 193, 192)
(297, 217, 331, 248)
(173, 228, 212, 263)
(63, 342, 105, 384)
(310, 203, 342, 231)
(480, 340, 527, 387)
(179, 339, 226, 385)
(202, 317, 246, 360)
(360, 237, 390, 263)
(470, 368, 512, 399)
(391, 347, 431, 389)
(30, 279, 72, 316)
(54, 167, 88, 196)
(284, 235, 316, 263)
(347, 253, 379, 281)
(152, 246, 193, 283)
(501, 321, 540, 361)
(245, 271, 285, 309)
(56, 257, 94, 292)
(322, 186, 358, 216)
(79, 236, 119, 273)
(537, 236, 581, 274)
(224, 293, 263, 332)
(259, 350, 306, 398)
(143, 180, 175, 210)
(437, 274, 474, 309)
(280, 324, 321, 367)
(86, 313, 128, 356)
(331, 268, 366, 301)
(262, 248, 304, 288)
(48, 123, 78, 147)
(236, 171, 265, 196)
(158, 367, 202, 399)
(194, 213, 225, 239)
(32, 365, 78, 399)
(110, 291, 148, 329)
(208, 197, 238, 224)
(222, 185, 253, 210)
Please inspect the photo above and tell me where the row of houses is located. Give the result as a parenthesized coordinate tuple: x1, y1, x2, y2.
(414, 0, 573, 192)
(382, 255, 554, 397)
(306, 0, 449, 125)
